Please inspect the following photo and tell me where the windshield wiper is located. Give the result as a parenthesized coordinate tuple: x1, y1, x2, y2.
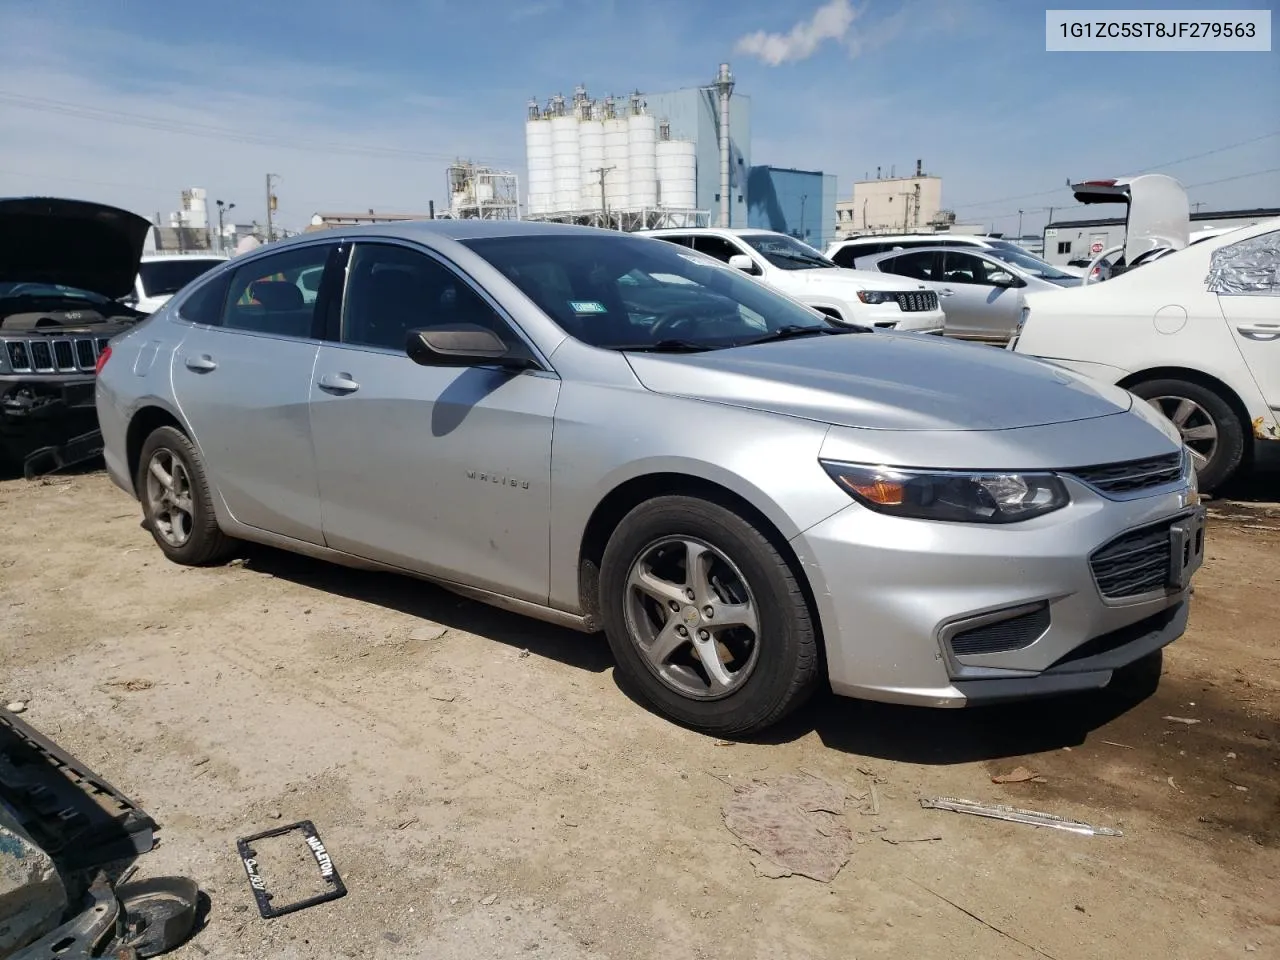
(738, 324, 860, 346)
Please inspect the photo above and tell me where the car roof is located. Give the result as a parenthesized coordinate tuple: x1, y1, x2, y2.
(863, 245, 1003, 260)
(638, 227, 776, 237)
(831, 234, 991, 247)
(281, 219, 622, 245)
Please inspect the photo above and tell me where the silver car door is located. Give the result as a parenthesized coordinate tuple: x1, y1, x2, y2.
(1212, 231, 1280, 417)
(170, 242, 334, 544)
(308, 240, 560, 602)
(937, 251, 1022, 341)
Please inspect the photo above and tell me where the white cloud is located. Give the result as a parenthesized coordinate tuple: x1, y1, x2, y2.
(735, 0, 859, 66)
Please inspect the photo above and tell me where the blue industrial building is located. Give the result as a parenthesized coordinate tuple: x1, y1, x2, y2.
(645, 87, 751, 227)
(747, 166, 838, 251)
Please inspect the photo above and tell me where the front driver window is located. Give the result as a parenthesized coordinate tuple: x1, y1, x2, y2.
(341, 243, 508, 352)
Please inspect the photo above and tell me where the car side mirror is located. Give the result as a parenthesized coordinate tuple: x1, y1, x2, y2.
(406, 324, 533, 369)
(988, 271, 1022, 288)
(727, 254, 757, 274)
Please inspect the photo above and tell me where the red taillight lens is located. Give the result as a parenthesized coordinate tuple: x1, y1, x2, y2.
(95, 344, 112, 374)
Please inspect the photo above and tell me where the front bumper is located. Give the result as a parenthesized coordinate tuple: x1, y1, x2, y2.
(791, 478, 1200, 706)
(863, 303, 946, 334)
(0, 374, 100, 465)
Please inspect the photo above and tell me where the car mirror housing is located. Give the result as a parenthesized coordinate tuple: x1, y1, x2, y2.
(727, 254, 757, 274)
(405, 324, 532, 369)
(989, 271, 1023, 288)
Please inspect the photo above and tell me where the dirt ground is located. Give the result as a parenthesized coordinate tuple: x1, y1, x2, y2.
(2, 468, 1277, 959)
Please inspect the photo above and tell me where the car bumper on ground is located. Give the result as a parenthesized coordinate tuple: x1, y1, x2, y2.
(791, 478, 1202, 707)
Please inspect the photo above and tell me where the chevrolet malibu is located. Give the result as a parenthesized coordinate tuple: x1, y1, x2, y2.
(96, 221, 1205, 735)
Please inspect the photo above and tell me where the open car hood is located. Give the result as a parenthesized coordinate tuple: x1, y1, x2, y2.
(0, 197, 152, 300)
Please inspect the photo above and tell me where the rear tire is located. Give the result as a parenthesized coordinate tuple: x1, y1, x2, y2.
(1128, 378, 1245, 493)
(135, 425, 236, 566)
(599, 495, 819, 735)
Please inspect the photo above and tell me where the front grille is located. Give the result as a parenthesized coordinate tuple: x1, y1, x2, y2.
(951, 605, 1051, 656)
(1090, 519, 1180, 599)
(1067, 453, 1183, 496)
(1, 335, 106, 374)
(895, 291, 938, 312)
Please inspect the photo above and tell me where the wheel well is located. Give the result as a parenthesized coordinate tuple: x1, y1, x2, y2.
(577, 474, 825, 655)
(126, 407, 186, 493)
(1118, 367, 1253, 455)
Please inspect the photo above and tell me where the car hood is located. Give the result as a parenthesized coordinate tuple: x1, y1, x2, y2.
(0, 197, 152, 300)
(785, 267, 929, 293)
(625, 333, 1134, 431)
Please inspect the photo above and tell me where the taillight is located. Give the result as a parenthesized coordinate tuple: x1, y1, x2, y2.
(95, 344, 112, 374)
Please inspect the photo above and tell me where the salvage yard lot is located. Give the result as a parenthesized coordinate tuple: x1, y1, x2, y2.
(2, 470, 1277, 959)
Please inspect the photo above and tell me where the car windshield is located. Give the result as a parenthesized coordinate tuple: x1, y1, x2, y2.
(462, 233, 843, 350)
(986, 247, 1078, 281)
(0, 281, 109, 303)
(138, 259, 224, 298)
(739, 234, 836, 271)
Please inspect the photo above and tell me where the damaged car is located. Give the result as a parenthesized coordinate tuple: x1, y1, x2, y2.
(1, 706, 199, 958)
(0, 198, 151, 477)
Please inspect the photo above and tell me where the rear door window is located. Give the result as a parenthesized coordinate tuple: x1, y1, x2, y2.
(222, 244, 334, 338)
(878, 250, 937, 280)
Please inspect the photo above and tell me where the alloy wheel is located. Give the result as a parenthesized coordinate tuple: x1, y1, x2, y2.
(622, 537, 761, 700)
(144, 449, 194, 547)
(1147, 395, 1219, 470)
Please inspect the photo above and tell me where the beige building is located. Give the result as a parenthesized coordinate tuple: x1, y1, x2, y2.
(833, 162, 983, 240)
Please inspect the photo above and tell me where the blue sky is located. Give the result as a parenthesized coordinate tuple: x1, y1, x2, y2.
(0, 0, 1276, 235)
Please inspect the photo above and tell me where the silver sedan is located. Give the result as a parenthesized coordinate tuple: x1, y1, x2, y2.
(96, 221, 1202, 735)
(863, 245, 1082, 342)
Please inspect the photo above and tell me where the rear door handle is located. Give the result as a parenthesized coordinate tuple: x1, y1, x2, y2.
(1237, 324, 1280, 341)
(184, 354, 217, 372)
(317, 372, 360, 394)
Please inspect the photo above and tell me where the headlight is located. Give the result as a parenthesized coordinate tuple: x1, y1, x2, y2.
(821, 461, 1070, 523)
(856, 290, 898, 304)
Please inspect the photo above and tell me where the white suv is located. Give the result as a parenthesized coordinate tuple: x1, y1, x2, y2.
(826, 234, 1086, 277)
(637, 228, 945, 334)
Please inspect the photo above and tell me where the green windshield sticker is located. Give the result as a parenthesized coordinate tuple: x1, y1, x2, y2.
(568, 300, 607, 314)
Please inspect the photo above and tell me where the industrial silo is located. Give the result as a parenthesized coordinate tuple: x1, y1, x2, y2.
(524, 100, 554, 215)
(603, 99, 630, 212)
(627, 97, 658, 210)
(656, 124, 697, 210)
(549, 95, 581, 212)
(578, 103, 605, 213)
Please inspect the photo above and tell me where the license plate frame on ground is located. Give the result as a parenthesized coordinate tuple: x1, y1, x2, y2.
(236, 819, 346, 919)
(1168, 506, 1206, 590)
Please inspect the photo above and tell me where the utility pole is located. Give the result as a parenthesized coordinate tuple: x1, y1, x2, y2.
(215, 200, 235, 255)
(591, 166, 616, 221)
(1192, 201, 1204, 213)
(265, 173, 279, 242)
(798, 194, 807, 240)
(1017, 209, 1024, 238)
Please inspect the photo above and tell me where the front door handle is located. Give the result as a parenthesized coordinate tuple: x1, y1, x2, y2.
(184, 354, 217, 372)
(1237, 324, 1280, 341)
(317, 373, 360, 394)
(939, 288, 955, 297)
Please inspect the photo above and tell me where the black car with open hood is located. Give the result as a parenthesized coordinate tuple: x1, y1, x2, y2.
(0, 197, 152, 476)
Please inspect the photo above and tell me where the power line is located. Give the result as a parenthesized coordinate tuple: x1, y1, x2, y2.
(1185, 166, 1280, 189)
(0, 91, 523, 167)
(950, 129, 1280, 212)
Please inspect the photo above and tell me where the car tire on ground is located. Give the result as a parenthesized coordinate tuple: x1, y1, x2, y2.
(1128, 378, 1245, 493)
(599, 495, 820, 736)
(135, 425, 235, 566)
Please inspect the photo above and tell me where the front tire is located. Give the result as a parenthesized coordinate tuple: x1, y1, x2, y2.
(1129, 378, 1245, 493)
(135, 425, 235, 566)
(599, 496, 820, 735)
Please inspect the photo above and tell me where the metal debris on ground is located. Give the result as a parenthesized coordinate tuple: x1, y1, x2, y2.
(991, 766, 1047, 784)
(721, 773, 852, 882)
(862, 780, 881, 816)
(1162, 716, 1201, 725)
(919, 797, 1123, 837)
(236, 820, 347, 919)
(881, 835, 942, 845)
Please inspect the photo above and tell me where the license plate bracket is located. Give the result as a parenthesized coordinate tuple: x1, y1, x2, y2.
(236, 820, 346, 919)
(1167, 507, 1206, 590)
